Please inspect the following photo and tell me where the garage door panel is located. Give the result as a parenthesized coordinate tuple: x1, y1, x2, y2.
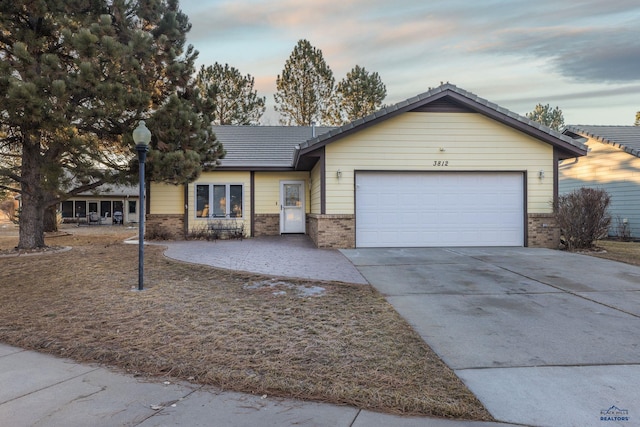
(356, 172, 524, 247)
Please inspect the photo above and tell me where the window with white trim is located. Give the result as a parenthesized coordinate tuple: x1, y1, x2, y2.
(196, 184, 243, 218)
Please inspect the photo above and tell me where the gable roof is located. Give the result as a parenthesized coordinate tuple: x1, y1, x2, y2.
(563, 125, 640, 158)
(295, 83, 587, 165)
(212, 125, 335, 169)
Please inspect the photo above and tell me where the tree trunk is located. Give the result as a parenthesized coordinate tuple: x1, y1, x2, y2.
(18, 190, 46, 249)
(17, 135, 46, 249)
(44, 205, 58, 232)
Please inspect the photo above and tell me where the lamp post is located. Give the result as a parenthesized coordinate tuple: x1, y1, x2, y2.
(133, 121, 151, 291)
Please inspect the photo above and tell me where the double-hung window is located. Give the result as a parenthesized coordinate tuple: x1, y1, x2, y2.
(196, 184, 243, 218)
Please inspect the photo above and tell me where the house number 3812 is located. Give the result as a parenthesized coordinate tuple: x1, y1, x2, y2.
(433, 161, 449, 166)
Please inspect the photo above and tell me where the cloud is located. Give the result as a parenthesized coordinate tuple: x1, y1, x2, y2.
(506, 84, 640, 105)
(472, 25, 640, 83)
(179, 0, 640, 125)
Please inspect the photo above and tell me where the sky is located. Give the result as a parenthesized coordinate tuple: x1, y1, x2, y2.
(179, 0, 640, 126)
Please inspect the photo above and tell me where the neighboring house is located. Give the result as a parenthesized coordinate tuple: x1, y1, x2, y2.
(148, 83, 586, 248)
(59, 183, 139, 225)
(560, 125, 640, 239)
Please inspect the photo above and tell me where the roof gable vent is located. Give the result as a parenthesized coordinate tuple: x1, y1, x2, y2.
(411, 96, 475, 113)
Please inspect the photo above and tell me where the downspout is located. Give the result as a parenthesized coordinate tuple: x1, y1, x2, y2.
(250, 171, 255, 237)
(320, 147, 326, 214)
(183, 182, 189, 237)
(553, 149, 560, 209)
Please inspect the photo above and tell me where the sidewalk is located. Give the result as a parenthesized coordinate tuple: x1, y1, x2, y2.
(0, 344, 512, 427)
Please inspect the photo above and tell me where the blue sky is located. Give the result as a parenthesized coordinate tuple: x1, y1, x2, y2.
(180, 0, 640, 126)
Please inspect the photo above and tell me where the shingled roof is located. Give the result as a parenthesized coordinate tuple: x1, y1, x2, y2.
(295, 83, 586, 163)
(563, 125, 640, 158)
(212, 125, 335, 169)
(211, 84, 588, 170)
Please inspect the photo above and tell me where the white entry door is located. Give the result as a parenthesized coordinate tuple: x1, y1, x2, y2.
(280, 181, 305, 233)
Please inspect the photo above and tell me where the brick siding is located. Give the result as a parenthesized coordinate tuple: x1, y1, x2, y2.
(254, 214, 280, 236)
(527, 213, 560, 248)
(308, 214, 355, 249)
(146, 214, 185, 240)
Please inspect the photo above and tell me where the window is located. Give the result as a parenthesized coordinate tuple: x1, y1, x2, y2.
(196, 184, 243, 218)
(61, 201, 74, 218)
(75, 200, 86, 218)
(100, 201, 112, 218)
(128, 200, 136, 215)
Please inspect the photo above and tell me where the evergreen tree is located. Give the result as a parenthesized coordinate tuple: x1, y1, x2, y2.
(526, 103, 565, 131)
(0, 0, 222, 249)
(336, 65, 386, 124)
(196, 63, 265, 125)
(145, 91, 224, 184)
(274, 39, 337, 126)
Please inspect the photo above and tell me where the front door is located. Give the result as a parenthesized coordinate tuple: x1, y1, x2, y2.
(280, 181, 305, 234)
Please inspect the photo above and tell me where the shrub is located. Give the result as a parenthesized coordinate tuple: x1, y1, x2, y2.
(555, 187, 611, 250)
(186, 224, 218, 241)
(615, 216, 632, 241)
(145, 224, 173, 240)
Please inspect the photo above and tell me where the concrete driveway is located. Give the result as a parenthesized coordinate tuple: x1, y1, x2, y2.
(341, 247, 640, 427)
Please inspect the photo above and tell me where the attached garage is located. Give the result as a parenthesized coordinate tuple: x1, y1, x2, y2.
(355, 172, 524, 247)
(148, 83, 588, 249)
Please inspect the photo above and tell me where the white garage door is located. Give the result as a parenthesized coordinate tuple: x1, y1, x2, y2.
(356, 172, 524, 247)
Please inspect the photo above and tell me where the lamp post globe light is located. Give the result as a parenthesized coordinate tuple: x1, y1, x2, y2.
(133, 121, 151, 291)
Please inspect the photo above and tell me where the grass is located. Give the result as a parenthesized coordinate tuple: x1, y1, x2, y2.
(0, 225, 491, 420)
(590, 239, 640, 266)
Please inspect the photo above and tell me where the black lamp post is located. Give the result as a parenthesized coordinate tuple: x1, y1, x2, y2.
(133, 120, 151, 291)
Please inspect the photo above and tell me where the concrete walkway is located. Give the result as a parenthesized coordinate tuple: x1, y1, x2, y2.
(162, 235, 368, 284)
(0, 343, 509, 427)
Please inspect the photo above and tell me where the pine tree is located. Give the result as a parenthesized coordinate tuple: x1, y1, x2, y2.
(336, 65, 386, 124)
(145, 91, 224, 184)
(526, 103, 565, 131)
(274, 39, 337, 126)
(0, 0, 222, 249)
(196, 63, 265, 125)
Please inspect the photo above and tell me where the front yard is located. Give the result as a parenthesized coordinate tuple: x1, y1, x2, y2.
(0, 227, 491, 420)
(592, 239, 640, 266)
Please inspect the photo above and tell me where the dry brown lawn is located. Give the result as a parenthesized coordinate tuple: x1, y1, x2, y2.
(589, 239, 640, 266)
(0, 225, 491, 420)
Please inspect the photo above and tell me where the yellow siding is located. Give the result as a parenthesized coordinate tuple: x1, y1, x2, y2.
(188, 171, 251, 231)
(150, 183, 184, 214)
(325, 112, 555, 214)
(310, 163, 321, 213)
(254, 172, 310, 214)
(559, 140, 640, 185)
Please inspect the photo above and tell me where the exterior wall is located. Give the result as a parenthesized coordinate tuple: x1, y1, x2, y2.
(254, 214, 279, 236)
(146, 214, 184, 240)
(60, 195, 139, 224)
(253, 171, 310, 235)
(310, 163, 322, 214)
(254, 171, 310, 214)
(147, 183, 185, 238)
(308, 214, 355, 248)
(324, 112, 555, 215)
(527, 213, 560, 248)
(149, 183, 183, 214)
(188, 171, 251, 236)
(559, 138, 640, 238)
